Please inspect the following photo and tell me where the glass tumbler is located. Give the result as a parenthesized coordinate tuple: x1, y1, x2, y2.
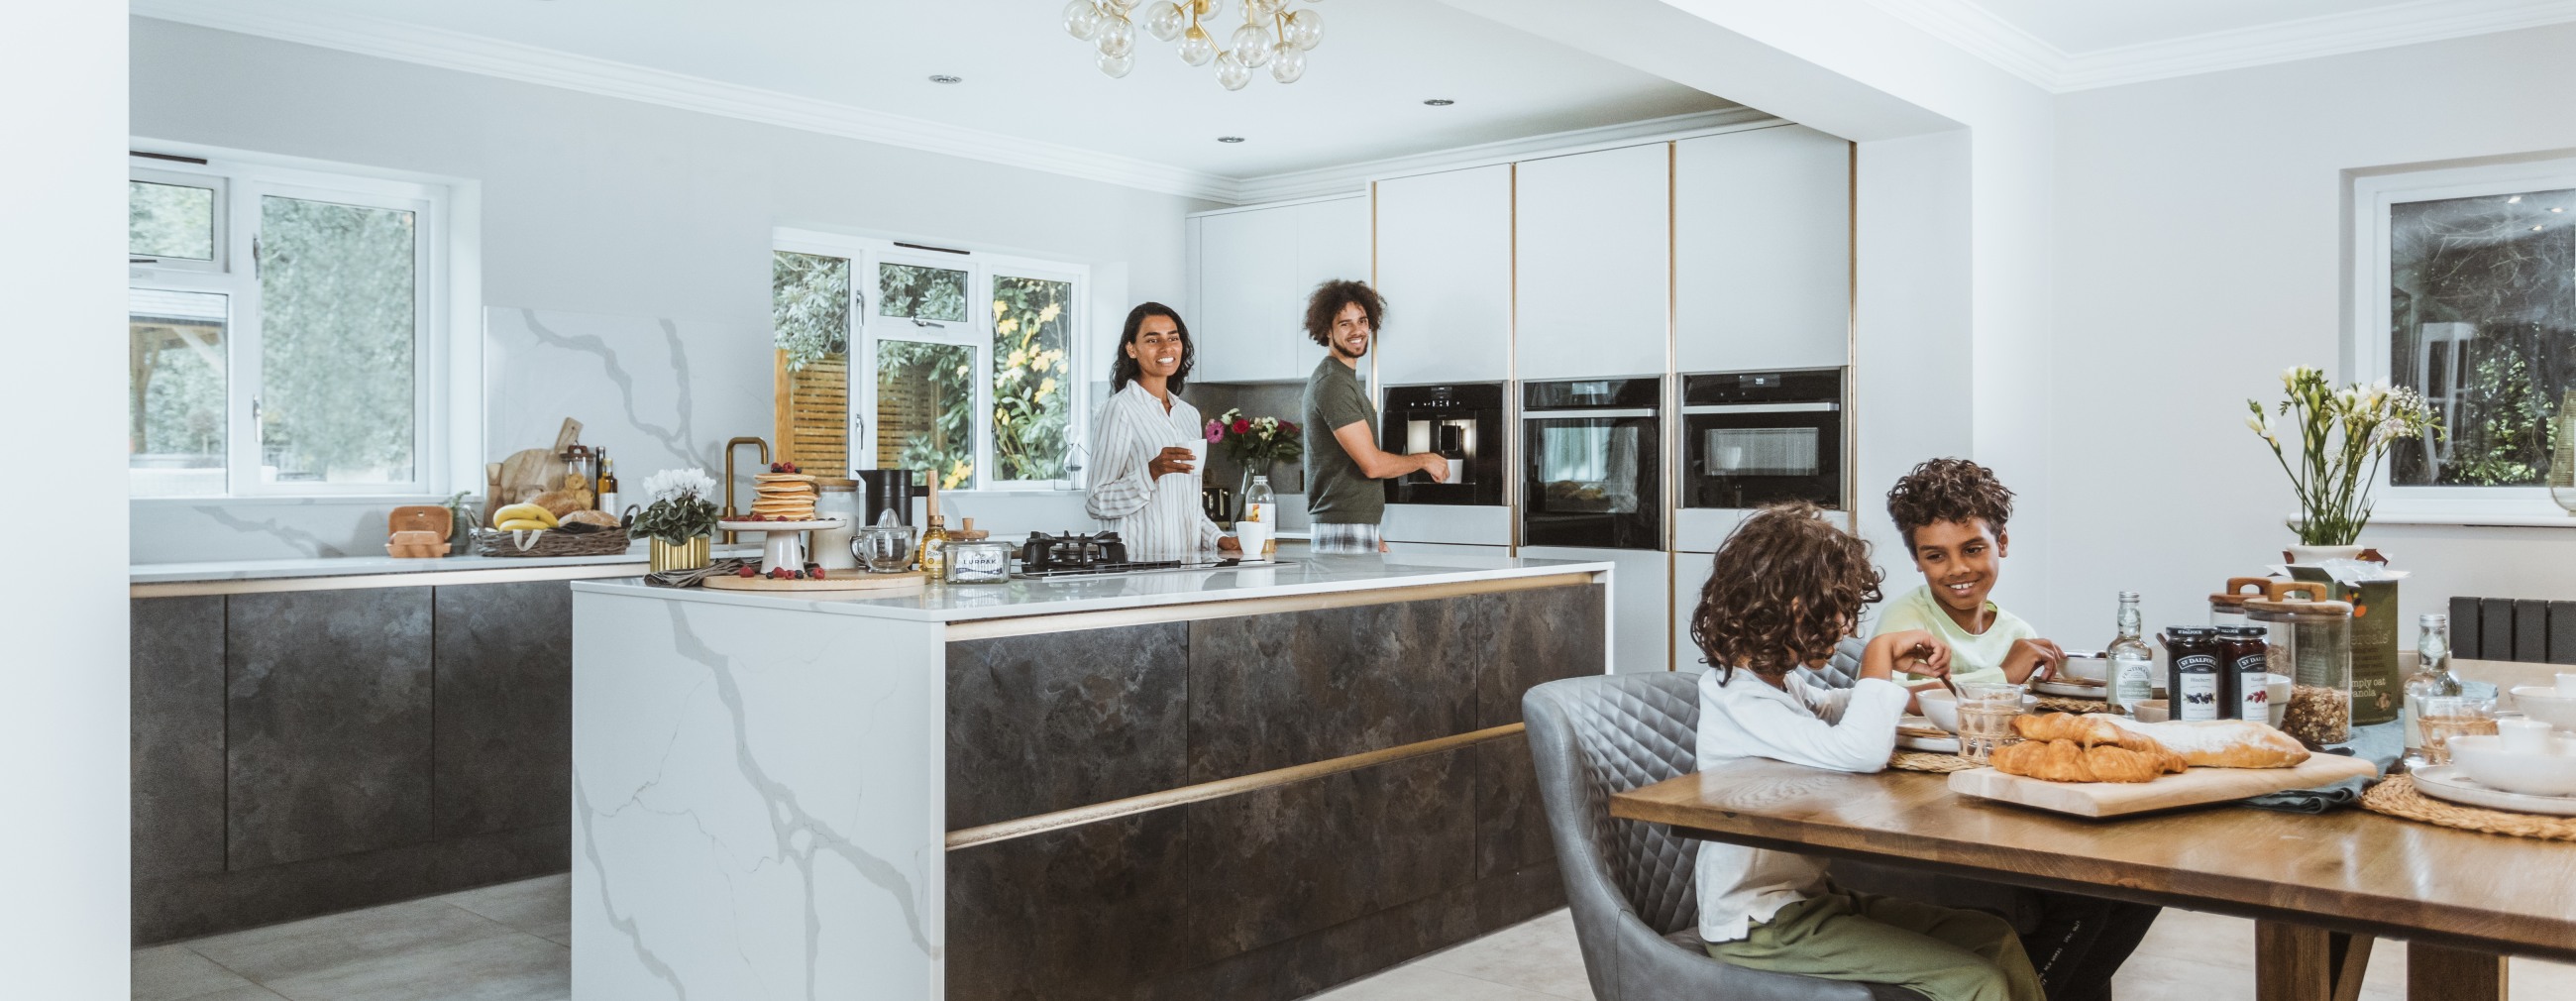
(1956, 683, 2027, 765)
(2417, 696, 2500, 766)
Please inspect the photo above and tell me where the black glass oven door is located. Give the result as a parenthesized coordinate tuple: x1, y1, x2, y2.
(1522, 410, 1661, 549)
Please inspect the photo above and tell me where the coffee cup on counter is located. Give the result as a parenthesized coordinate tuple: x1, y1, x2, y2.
(1233, 520, 1273, 562)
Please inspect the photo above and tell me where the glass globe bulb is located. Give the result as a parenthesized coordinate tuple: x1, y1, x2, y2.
(1143, 1, 1186, 41)
(1190, 0, 1217, 16)
(1062, 0, 1104, 41)
(1268, 42, 1305, 83)
(1097, 16, 1135, 57)
(1228, 23, 1272, 67)
(1284, 8, 1322, 50)
(1178, 25, 1216, 65)
(1214, 51, 1250, 90)
(1098, 50, 1135, 78)
(1245, 0, 1280, 18)
(1105, 0, 1136, 9)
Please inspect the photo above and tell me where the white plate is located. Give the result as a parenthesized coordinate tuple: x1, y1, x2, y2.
(716, 518, 845, 532)
(1898, 732, 1962, 753)
(2412, 765, 2576, 817)
(2033, 679, 2107, 699)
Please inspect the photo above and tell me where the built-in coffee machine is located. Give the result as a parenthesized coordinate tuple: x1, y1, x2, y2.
(1379, 383, 1509, 547)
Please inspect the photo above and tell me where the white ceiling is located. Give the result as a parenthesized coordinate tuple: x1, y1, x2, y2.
(133, 0, 1735, 183)
(1971, 0, 2436, 55)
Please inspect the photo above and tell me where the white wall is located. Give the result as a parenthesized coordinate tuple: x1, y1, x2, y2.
(2048, 23, 2576, 636)
(128, 17, 1212, 561)
(3, 4, 131, 997)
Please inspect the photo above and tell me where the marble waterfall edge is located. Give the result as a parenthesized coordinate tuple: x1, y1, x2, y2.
(571, 591, 944, 1000)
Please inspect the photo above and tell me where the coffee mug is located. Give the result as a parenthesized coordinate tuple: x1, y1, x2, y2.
(1234, 520, 1273, 561)
(1174, 439, 1204, 475)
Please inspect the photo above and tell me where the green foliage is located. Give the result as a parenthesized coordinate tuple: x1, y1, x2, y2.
(134, 323, 225, 457)
(2245, 367, 2432, 546)
(256, 195, 417, 484)
(631, 495, 717, 545)
(2443, 352, 2557, 486)
(129, 181, 212, 260)
(880, 340, 976, 490)
(879, 263, 967, 322)
(1206, 408, 1304, 467)
(772, 252, 851, 372)
(991, 276, 1071, 481)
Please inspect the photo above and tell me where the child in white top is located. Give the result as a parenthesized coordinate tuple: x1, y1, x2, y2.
(1686, 502, 2045, 1001)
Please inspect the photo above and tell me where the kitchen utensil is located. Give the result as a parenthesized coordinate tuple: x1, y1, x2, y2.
(856, 469, 916, 527)
(493, 418, 583, 520)
(1916, 689, 1960, 734)
(1947, 753, 2379, 818)
(856, 523, 915, 574)
(2513, 686, 2576, 731)
(2410, 765, 2576, 817)
(2449, 734, 2576, 797)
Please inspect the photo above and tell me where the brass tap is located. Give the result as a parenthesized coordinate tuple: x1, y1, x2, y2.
(721, 437, 771, 543)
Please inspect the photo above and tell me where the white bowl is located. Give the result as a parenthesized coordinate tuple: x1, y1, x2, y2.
(2061, 656, 2108, 684)
(2511, 687, 2576, 732)
(2266, 674, 2292, 727)
(1917, 689, 1960, 733)
(2450, 734, 2576, 798)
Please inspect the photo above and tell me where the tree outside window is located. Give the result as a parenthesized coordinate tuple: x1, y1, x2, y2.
(2387, 186, 2574, 488)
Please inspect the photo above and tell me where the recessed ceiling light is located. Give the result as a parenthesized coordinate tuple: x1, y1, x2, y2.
(2555, 207, 2566, 213)
(928, 74, 963, 84)
(2508, 195, 2523, 203)
(2534, 225, 2547, 231)
(1423, 98, 1455, 106)
(1217, 136, 1246, 144)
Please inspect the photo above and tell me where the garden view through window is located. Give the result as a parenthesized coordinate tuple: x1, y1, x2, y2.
(2388, 184, 2575, 488)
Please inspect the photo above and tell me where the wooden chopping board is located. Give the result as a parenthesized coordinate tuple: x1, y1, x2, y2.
(1947, 753, 2380, 818)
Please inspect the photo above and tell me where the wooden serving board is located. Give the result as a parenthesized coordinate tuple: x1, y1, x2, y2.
(1948, 753, 2380, 818)
(700, 571, 927, 593)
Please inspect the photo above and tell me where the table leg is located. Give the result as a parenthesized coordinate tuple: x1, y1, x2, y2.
(2408, 942, 2508, 1001)
(2257, 922, 2376, 1001)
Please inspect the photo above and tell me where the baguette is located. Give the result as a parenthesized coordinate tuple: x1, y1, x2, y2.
(2098, 715, 2309, 768)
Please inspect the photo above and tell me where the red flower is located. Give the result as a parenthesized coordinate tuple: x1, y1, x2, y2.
(1278, 420, 1298, 434)
(1231, 418, 1251, 435)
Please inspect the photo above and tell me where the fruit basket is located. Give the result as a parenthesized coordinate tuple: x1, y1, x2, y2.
(476, 524, 632, 558)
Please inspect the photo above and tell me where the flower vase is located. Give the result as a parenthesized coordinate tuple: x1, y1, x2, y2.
(650, 535, 711, 573)
(2285, 543, 2365, 566)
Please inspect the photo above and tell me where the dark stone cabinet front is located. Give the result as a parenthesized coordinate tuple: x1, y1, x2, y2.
(131, 597, 227, 882)
(226, 588, 436, 870)
(434, 581, 574, 837)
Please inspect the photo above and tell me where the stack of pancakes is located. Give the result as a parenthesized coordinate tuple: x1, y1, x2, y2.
(751, 471, 818, 520)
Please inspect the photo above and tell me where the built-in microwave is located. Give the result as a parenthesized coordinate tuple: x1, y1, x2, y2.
(1521, 377, 1663, 550)
(1679, 369, 1844, 513)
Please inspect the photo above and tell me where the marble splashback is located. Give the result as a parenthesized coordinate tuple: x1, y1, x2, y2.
(485, 306, 775, 509)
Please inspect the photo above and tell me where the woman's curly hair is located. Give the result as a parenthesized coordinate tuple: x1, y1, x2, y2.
(1688, 501, 1883, 680)
(1884, 457, 2014, 548)
(1303, 279, 1384, 349)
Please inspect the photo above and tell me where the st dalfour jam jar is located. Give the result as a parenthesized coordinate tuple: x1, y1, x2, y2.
(943, 539, 1014, 585)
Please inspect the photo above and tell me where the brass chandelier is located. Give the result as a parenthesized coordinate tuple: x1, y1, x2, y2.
(1064, 0, 1325, 88)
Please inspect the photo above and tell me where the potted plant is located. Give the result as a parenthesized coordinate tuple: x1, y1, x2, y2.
(1205, 408, 1303, 516)
(633, 468, 720, 572)
(2245, 367, 2432, 563)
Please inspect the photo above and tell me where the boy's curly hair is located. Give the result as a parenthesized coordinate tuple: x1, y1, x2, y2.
(1689, 501, 1883, 680)
(1884, 457, 2014, 548)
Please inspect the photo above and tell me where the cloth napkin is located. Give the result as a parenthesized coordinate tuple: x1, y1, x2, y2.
(646, 558, 754, 588)
(2245, 720, 2406, 813)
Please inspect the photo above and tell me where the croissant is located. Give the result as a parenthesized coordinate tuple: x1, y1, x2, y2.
(2012, 713, 2169, 755)
(1991, 737, 2189, 783)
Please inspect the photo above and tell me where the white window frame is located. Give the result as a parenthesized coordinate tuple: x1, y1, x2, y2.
(128, 143, 475, 500)
(774, 228, 1091, 493)
(2349, 157, 2576, 523)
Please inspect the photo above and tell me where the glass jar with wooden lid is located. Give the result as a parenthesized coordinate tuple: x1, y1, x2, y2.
(2245, 582, 2352, 749)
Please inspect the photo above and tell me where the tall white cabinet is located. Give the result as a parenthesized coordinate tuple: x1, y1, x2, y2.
(1373, 165, 1512, 387)
(1673, 125, 1852, 373)
(1513, 144, 1670, 381)
(1188, 194, 1369, 383)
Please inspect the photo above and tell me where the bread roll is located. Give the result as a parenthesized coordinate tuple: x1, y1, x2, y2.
(2099, 716, 2310, 768)
(560, 509, 620, 528)
(531, 490, 588, 517)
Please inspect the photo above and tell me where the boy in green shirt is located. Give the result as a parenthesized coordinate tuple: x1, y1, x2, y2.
(1871, 458, 2065, 691)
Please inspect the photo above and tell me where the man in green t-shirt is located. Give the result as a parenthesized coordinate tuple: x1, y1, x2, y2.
(1298, 279, 1448, 555)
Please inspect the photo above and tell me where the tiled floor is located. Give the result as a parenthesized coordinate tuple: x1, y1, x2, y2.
(135, 877, 2576, 1001)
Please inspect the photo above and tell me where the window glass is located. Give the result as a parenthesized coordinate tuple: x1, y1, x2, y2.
(879, 262, 969, 323)
(129, 288, 229, 497)
(257, 194, 417, 486)
(2388, 186, 2576, 487)
(773, 251, 852, 369)
(877, 340, 976, 490)
(992, 275, 1073, 481)
(130, 180, 216, 261)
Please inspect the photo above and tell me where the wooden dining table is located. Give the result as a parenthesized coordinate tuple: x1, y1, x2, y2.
(1611, 760, 2576, 1001)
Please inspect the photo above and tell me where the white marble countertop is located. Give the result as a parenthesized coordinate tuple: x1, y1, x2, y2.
(569, 552, 1613, 623)
(132, 544, 761, 584)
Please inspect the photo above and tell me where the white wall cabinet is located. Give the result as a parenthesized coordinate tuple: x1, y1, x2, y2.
(1373, 165, 1512, 387)
(1674, 125, 1852, 374)
(1514, 144, 1669, 381)
(1189, 194, 1368, 384)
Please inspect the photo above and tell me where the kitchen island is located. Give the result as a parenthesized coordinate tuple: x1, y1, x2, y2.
(568, 553, 1612, 1001)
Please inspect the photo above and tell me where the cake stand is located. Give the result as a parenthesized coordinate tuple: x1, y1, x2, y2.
(716, 517, 846, 574)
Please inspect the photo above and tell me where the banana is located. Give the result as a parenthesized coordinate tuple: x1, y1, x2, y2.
(496, 518, 553, 532)
(491, 502, 559, 528)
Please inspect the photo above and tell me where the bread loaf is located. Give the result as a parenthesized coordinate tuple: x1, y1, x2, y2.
(560, 509, 620, 528)
(531, 490, 589, 517)
(2099, 716, 2309, 768)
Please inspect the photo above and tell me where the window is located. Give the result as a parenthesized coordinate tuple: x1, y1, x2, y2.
(771, 231, 1088, 491)
(2355, 159, 2576, 517)
(128, 152, 450, 497)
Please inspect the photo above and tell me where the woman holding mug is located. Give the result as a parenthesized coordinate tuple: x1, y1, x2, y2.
(1085, 302, 1240, 561)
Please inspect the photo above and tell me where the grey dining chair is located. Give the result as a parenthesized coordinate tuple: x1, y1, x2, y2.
(1523, 671, 1929, 1001)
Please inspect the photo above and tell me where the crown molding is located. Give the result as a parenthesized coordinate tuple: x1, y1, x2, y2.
(130, 1, 1240, 202)
(1864, 0, 2576, 93)
(1232, 106, 1781, 203)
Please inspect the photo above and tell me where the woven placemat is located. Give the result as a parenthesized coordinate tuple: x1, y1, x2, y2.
(1889, 751, 1978, 774)
(2035, 696, 2109, 715)
(2359, 775, 2576, 841)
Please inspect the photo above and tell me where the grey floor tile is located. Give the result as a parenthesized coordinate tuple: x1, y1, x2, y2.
(133, 945, 258, 1001)
(259, 932, 569, 1001)
(173, 987, 292, 1001)
(439, 875, 572, 945)
(1312, 963, 1573, 1001)
(1417, 910, 1594, 1000)
(182, 898, 519, 985)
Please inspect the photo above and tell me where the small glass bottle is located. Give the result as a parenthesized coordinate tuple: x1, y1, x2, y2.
(2106, 592, 2157, 716)
(1243, 476, 1276, 556)
(2402, 612, 2460, 767)
(597, 457, 620, 514)
(916, 513, 950, 579)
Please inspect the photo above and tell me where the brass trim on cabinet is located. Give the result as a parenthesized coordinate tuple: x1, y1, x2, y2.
(1665, 141, 1680, 671)
(130, 562, 655, 598)
(945, 723, 1529, 851)
(1507, 162, 1521, 555)
(1844, 141, 1861, 532)
(941, 571, 1602, 642)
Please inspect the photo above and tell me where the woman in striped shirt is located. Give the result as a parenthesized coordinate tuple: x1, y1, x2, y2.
(1085, 303, 1240, 562)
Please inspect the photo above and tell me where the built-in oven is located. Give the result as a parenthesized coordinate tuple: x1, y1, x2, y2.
(1679, 369, 1844, 513)
(1521, 377, 1663, 550)
(1381, 383, 1505, 506)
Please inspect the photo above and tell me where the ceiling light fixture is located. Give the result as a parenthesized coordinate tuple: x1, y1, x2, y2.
(928, 74, 963, 84)
(2508, 195, 2523, 203)
(1217, 136, 1246, 144)
(1066, 0, 1324, 89)
(1423, 98, 1454, 106)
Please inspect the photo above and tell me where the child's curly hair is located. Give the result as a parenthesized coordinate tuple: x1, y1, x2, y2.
(1884, 457, 2014, 548)
(1689, 501, 1883, 680)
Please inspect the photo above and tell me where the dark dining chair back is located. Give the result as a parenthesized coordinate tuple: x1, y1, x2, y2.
(1523, 672, 1925, 1001)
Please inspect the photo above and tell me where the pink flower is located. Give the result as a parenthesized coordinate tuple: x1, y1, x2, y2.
(1204, 419, 1224, 443)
